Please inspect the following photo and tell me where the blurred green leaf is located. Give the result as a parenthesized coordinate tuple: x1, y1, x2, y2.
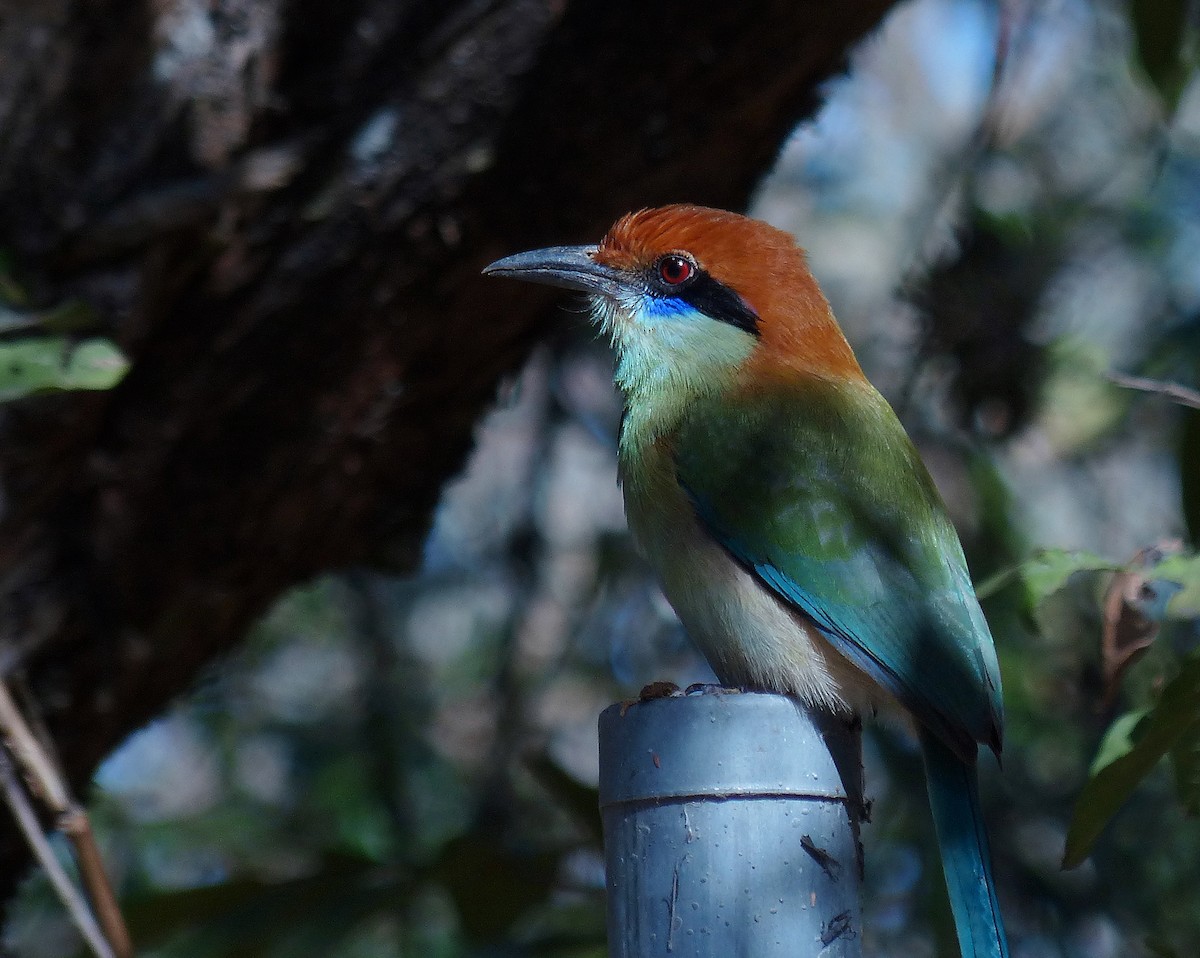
(1064, 658, 1200, 867)
(975, 548, 1118, 602)
(1130, 0, 1195, 112)
(0, 337, 128, 402)
(1091, 709, 1149, 774)
(1020, 550, 1116, 604)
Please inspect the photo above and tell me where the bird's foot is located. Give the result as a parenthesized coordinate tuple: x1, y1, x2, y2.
(618, 681, 681, 714)
(637, 680, 682, 701)
(683, 683, 741, 697)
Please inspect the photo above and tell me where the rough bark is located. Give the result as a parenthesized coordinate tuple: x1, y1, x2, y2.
(0, 0, 897, 886)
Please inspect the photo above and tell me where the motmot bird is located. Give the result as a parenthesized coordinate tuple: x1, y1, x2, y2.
(484, 205, 1008, 958)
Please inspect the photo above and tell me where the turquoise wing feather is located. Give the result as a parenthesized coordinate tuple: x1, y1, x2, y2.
(673, 377, 1003, 759)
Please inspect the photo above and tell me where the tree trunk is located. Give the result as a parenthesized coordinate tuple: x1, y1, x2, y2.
(0, 0, 897, 890)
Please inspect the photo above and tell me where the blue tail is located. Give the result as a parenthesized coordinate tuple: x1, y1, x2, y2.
(920, 729, 1009, 958)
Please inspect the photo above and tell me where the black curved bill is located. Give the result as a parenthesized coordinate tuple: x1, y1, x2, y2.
(482, 245, 626, 298)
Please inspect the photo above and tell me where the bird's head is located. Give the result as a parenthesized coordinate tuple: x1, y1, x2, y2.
(484, 205, 864, 430)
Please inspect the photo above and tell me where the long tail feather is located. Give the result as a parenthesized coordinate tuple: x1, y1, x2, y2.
(920, 729, 1009, 958)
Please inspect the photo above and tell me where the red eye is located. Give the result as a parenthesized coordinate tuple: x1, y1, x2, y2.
(657, 254, 694, 286)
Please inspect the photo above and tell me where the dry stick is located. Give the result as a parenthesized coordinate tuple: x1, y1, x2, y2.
(1107, 370, 1200, 410)
(58, 808, 135, 958)
(0, 681, 134, 958)
(0, 751, 115, 958)
(0, 682, 70, 809)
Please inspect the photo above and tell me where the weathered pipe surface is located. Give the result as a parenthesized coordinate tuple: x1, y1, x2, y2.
(599, 689, 865, 957)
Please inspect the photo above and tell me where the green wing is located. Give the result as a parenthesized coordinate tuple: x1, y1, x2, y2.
(674, 378, 1003, 758)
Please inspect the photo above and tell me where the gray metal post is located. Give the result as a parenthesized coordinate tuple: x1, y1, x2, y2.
(599, 689, 864, 957)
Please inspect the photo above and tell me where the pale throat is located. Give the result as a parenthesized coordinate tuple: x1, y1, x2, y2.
(591, 296, 756, 453)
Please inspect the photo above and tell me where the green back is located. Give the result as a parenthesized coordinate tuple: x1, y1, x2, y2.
(674, 377, 1003, 758)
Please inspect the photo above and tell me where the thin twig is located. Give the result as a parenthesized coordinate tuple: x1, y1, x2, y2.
(0, 752, 115, 958)
(0, 682, 70, 810)
(58, 809, 135, 958)
(0, 681, 134, 956)
(1107, 370, 1200, 410)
